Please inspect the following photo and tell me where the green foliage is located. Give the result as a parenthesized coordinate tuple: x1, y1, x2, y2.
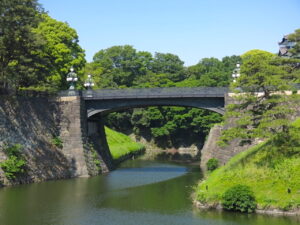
(90, 46, 240, 149)
(87, 143, 101, 171)
(0, 0, 45, 91)
(89, 45, 240, 89)
(51, 136, 63, 148)
(92, 45, 148, 88)
(3, 143, 23, 157)
(0, 156, 26, 180)
(105, 127, 145, 160)
(287, 28, 300, 58)
(181, 56, 241, 87)
(107, 106, 222, 148)
(0, 144, 26, 179)
(106, 106, 223, 148)
(92, 151, 101, 168)
(0, 1, 86, 92)
(222, 185, 256, 213)
(196, 118, 300, 210)
(151, 52, 186, 82)
(220, 49, 300, 146)
(33, 14, 86, 90)
(206, 158, 219, 171)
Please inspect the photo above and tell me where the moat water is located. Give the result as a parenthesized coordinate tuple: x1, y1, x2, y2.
(0, 159, 298, 225)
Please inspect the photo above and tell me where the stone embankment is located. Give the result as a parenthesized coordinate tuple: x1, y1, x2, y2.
(200, 124, 259, 171)
(0, 95, 106, 186)
(194, 201, 300, 216)
(200, 94, 260, 171)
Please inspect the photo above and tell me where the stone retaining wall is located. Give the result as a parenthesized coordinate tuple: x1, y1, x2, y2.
(200, 125, 257, 171)
(0, 96, 107, 186)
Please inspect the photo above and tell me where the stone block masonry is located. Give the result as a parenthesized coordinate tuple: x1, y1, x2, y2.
(0, 95, 110, 186)
(58, 96, 89, 177)
(200, 125, 256, 171)
(0, 96, 72, 185)
(200, 94, 260, 171)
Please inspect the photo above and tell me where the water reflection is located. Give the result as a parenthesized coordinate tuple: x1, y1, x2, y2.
(0, 160, 298, 225)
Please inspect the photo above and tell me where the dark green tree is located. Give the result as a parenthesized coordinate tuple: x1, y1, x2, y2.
(90, 45, 227, 148)
(0, 0, 45, 92)
(92, 45, 145, 88)
(177, 56, 240, 87)
(220, 50, 300, 145)
(151, 52, 186, 82)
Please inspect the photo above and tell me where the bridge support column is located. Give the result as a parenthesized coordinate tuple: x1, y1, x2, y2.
(59, 96, 90, 177)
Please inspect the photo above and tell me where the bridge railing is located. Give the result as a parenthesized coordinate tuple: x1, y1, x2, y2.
(58, 84, 300, 99)
(80, 87, 229, 99)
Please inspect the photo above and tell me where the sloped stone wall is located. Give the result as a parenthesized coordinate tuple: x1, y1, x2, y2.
(200, 94, 253, 171)
(0, 96, 108, 186)
(200, 124, 257, 171)
(0, 96, 71, 185)
(200, 93, 300, 171)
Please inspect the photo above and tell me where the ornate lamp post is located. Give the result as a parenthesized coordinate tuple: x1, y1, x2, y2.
(232, 63, 241, 83)
(66, 67, 78, 90)
(84, 74, 95, 97)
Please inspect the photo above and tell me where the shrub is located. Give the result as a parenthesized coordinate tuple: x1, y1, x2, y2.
(3, 143, 23, 157)
(222, 185, 256, 213)
(0, 156, 26, 179)
(206, 158, 219, 171)
(86, 143, 101, 172)
(51, 136, 63, 148)
(0, 144, 26, 179)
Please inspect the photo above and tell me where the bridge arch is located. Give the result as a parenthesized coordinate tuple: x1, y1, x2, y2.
(83, 87, 228, 120)
(86, 98, 225, 119)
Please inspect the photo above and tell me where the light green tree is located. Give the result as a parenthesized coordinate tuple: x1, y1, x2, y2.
(33, 14, 86, 90)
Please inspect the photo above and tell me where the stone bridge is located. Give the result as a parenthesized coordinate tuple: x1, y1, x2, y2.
(82, 87, 228, 117)
(58, 87, 230, 176)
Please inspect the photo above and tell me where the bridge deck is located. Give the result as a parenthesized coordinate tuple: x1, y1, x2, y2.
(81, 87, 228, 100)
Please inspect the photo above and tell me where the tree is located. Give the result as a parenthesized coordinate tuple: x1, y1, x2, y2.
(33, 14, 86, 90)
(151, 52, 186, 82)
(92, 45, 143, 87)
(220, 50, 300, 145)
(177, 56, 240, 87)
(0, 0, 44, 92)
(91, 45, 225, 148)
(90, 46, 185, 88)
(287, 28, 300, 58)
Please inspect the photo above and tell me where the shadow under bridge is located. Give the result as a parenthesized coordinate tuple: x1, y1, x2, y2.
(83, 87, 228, 119)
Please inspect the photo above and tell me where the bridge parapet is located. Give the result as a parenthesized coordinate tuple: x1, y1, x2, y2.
(81, 87, 229, 100)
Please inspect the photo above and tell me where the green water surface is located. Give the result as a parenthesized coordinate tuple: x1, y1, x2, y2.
(0, 160, 298, 225)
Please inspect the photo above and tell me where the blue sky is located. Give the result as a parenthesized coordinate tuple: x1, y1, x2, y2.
(39, 0, 300, 66)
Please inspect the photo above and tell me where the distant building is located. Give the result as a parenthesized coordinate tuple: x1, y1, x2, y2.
(278, 35, 296, 57)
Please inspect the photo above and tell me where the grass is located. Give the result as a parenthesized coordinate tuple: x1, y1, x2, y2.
(105, 127, 145, 160)
(292, 118, 300, 128)
(195, 119, 300, 210)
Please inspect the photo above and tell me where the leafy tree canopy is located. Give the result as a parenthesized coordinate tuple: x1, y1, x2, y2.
(177, 56, 240, 87)
(220, 49, 300, 146)
(288, 28, 300, 58)
(33, 14, 86, 90)
(92, 45, 144, 88)
(90, 45, 237, 147)
(0, 1, 86, 92)
(0, 0, 44, 91)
